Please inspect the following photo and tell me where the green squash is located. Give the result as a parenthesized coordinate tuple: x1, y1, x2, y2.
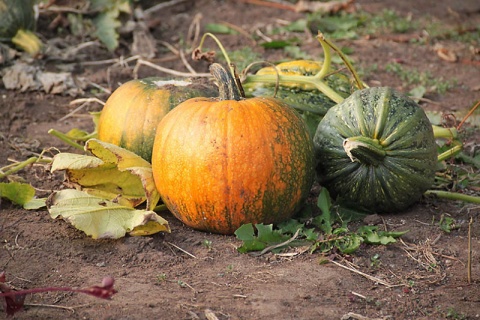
(313, 87, 437, 212)
(0, 0, 41, 55)
(243, 60, 352, 137)
(0, 0, 35, 39)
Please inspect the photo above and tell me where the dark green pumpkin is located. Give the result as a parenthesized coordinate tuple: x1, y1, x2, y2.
(313, 87, 437, 212)
(243, 60, 351, 110)
(0, 0, 35, 40)
(243, 60, 352, 137)
(0, 0, 42, 55)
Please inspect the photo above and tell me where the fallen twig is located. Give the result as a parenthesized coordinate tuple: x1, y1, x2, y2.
(165, 242, 197, 259)
(25, 303, 76, 313)
(468, 217, 473, 283)
(58, 98, 105, 122)
(329, 259, 396, 288)
(133, 59, 211, 79)
(144, 0, 189, 16)
(340, 312, 392, 320)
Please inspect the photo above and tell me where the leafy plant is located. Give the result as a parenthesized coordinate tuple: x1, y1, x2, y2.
(385, 62, 456, 94)
(363, 9, 417, 34)
(307, 12, 363, 40)
(0, 182, 44, 209)
(90, 0, 131, 51)
(370, 254, 381, 267)
(235, 188, 408, 255)
(235, 223, 293, 254)
(438, 214, 458, 233)
(446, 307, 467, 320)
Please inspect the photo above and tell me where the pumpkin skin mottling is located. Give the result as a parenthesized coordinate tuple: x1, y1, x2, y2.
(313, 87, 437, 213)
(152, 96, 315, 235)
(97, 78, 216, 162)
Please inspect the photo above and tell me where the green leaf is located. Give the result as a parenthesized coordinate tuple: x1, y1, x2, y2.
(205, 23, 238, 34)
(261, 40, 291, 49)
(92, 10, 121, 51)
(47, 189, 170, 239)
(336, 205, 369, 223)
(234, 223, 256, 241)
(277, 219, 304, 234)
(235, 223, 265, 253)
(313, 187, 333, 234)
(302, 228, 319, 241)
(284, 19, 308, 32)
(235, 223, 291, 253)
(408, 85, 426, 103)
(278, 219, 319, 242)
(284, 45, 313, 60)
(307, 13, 360, 40)
(64, 128, 94, 141)
(0, 182, 35, 207)
(357, 225, 408, 245)
(335, 233, 363, 254)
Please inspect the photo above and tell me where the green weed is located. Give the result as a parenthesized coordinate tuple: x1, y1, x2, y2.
(235, 188, 408, 255)
(385, 62, 456, 94)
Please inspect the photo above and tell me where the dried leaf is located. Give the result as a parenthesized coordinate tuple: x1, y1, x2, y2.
(2, 63, 85, 96)
(47, 189, 170, 239)
(295, 0, 354, 13)
(192, 48, 216, 63)
(131, 21, 157, 58)
(435, 47, 458, 62)
(51, 139, 160, 210)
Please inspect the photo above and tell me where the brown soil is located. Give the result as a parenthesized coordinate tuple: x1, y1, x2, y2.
(1, 0, 480, 319)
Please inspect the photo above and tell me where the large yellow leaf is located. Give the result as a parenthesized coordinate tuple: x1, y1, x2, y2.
(47, 189, 170, 239)
(51, 139, 160, 210)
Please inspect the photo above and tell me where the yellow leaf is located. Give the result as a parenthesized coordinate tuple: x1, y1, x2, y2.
(51, 139, 161, 209)
(47, 189, 170, 239)
(85, 139, 151, 170)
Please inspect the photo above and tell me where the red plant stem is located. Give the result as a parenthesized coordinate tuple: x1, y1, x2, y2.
(1, 286, 116, 300)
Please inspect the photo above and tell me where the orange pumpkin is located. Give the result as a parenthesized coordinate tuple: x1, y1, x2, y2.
(152, 64, 315, 234)
(97, 78, 217, 162)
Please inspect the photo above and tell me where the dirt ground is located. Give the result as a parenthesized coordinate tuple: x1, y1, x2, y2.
(1, 0, 480, 319)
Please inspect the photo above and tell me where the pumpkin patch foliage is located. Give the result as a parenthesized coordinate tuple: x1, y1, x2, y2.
(235, 188, 408, 255)
(1, 26, 477, 251)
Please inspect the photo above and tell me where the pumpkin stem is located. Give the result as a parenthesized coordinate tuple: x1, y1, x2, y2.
(210, 63, 243, 101)
(343, 136, 386, 166)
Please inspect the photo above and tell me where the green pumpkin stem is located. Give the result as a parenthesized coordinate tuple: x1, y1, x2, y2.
(343, 136, 386, 166)
(210, 63, 243, 101)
